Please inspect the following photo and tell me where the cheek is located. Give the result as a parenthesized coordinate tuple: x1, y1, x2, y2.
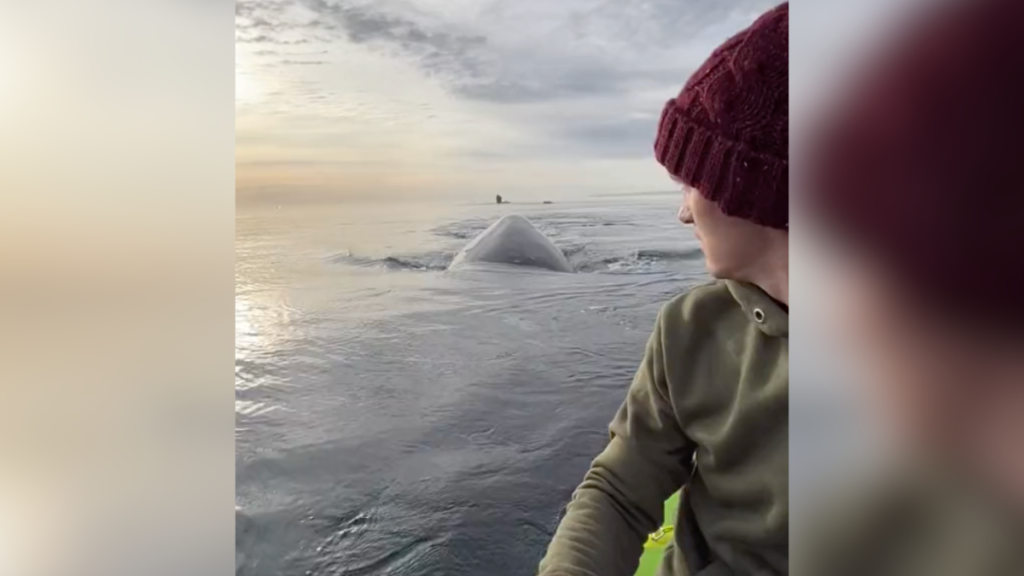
(689, 197, 730, 250)
(689, 193, 716, 224)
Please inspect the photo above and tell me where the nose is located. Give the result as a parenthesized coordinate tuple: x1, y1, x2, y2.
(678, 203, 694, 225)
(678, 186, 696, 225)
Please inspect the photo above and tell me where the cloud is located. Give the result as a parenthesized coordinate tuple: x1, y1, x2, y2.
(287, 0, 775, 102)
(235, 0, 779, 160)
(290, 0, 631, 103)
(277, 59, 328, 66)
(555, 118, 660, 159)
(236, 0, 324, 44)
(250, 49, 329, 57)
(295, 0, 494, 91)
(236, 33, 312, 45)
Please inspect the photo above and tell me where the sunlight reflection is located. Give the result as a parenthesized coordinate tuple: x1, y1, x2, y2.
(235, 284, 294, 393)
(235, 295, 260, 363)
(235, 399, 279, 417)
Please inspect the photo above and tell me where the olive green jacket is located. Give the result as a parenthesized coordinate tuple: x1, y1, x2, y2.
(539, 280, 789, 576)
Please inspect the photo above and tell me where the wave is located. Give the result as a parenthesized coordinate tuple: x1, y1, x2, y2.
(574, 247, 703, 273)
(430, 214, 626, 241)
(329, 245, 700, 275)
(328, 251, 454, 271)
(633, 248, 702, 261)
(431, 220, 491, 240)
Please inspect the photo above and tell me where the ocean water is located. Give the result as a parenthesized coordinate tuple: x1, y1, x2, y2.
(235, 193, 710, 576)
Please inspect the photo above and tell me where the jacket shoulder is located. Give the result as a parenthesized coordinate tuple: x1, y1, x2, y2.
(660, 280, 741, 331)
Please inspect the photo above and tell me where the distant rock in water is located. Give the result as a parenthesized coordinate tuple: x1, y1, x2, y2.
(542, 201, 553, 204)
(496, 194, 503, 204)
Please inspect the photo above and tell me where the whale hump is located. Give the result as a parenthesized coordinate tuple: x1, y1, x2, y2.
(448, 214, 573, 273)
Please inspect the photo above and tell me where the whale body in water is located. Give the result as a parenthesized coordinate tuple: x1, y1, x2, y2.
(448, 214, 574, 273)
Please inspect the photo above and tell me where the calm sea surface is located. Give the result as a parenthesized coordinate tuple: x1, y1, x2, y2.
(235, 193, 713, 576)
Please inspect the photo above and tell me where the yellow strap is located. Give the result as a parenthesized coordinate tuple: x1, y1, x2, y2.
(643, 525, 675, 548)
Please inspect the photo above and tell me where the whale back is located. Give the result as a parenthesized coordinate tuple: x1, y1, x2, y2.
(448, 214, 573, 273)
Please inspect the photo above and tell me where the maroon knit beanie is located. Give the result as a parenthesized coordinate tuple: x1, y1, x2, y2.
(809, 0, 1024, 329)
(654, 2, 789, 230)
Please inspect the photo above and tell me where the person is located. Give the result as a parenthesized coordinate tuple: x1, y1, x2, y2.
(796, 0, 1024, 573)
(537, 4, 789, 575)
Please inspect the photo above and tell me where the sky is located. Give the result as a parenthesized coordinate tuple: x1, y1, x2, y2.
(235, 0, 778, 205)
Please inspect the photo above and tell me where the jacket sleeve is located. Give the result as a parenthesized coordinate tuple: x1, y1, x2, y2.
(537, 307, 697, 576)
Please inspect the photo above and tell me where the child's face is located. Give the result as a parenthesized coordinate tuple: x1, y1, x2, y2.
(678, 185, 779, 281)
(832, 255, 1024, 506)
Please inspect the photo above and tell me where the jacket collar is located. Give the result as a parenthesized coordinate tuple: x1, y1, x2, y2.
(725, 280, 788, 338)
